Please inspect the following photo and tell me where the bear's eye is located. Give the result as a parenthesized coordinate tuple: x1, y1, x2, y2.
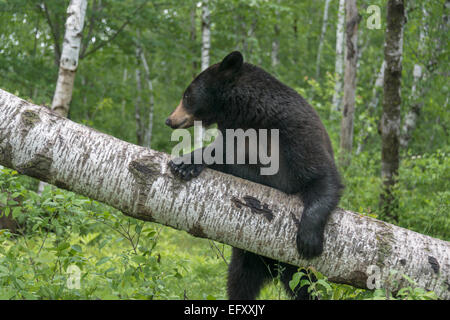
(184, 93, 193, 105)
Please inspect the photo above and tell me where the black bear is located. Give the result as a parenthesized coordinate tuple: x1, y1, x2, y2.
(165, 51, 343, 299)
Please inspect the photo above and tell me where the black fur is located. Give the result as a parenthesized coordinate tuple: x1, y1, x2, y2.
(166, 51, 343, 299)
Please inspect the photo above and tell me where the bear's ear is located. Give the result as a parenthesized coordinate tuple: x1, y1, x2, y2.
(219, 51, 243, 74)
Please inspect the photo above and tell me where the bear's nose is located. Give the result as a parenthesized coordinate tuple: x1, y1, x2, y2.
(165, 118, 172, 127)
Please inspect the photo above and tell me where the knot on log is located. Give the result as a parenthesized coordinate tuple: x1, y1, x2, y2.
(231, 195, 274, 222)
(129, 156, 161, 185)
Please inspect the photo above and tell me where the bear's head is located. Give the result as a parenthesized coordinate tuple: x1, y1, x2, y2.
(165, 51, 244, 129)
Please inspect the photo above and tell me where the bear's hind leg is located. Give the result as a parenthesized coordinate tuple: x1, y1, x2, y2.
(279, 263, 313, 300)
(227, 248, 274, 300)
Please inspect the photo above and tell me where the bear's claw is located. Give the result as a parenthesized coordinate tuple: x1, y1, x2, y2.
(168, 159, 206, 181)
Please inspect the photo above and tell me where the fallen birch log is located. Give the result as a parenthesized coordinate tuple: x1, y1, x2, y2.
(0, 89, 448, 298)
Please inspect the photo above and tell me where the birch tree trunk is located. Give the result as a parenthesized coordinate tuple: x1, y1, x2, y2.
(197, 0, 211, 149)
(121, 67, 128, 118)
(399, 5, 426, 150)
(139, 50, 155, 148)
(190, 6, 198, 79)
(271, 0, 281, 69)
(271, 27, 280, 69)
(39, 0, 87, 194)
(370, 60, 386, 110)
(315, 0, 331, 78)
(400, 3, 449, 149)
(134, 48, 144, 146)
(201, 0, 211, 72)
(339, 0, 360, 167)
(241, 18, 257, 59)
(331, 0, 345, 113)
(0, 89, 449, 299)
(380, 0, 406, 221)
(355, 60, 385, 155)
(50, 0, 87, 118)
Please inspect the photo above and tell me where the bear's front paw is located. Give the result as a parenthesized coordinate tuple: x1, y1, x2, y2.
(296, 221, 324, 259)
(168, 159, 206, 181)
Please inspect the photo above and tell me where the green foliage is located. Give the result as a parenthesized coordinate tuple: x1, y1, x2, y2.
(396, 149, 450, 240)
(287, 267, 439, 300)
(0, 167, 232, 299)
(0, 168, 171, 299)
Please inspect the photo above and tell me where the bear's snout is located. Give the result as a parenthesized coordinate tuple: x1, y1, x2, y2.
(165, 117, 187, 129)
(166, 100, 194, 129)
(165, 118, 173, 127)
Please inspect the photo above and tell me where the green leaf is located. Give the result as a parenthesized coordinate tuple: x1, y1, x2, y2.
(317, 279, 332, 291)
(56, 242, 71, 252)
(0, 288, 16, 300)
(132, 255, 147, 264)
(12, 207, 21, 219)
(0, 265, 9, 276)
(289, 271, 303, 291)
(71, 245, 82, 253)
(96, 257, 110, 266)
(0, 193, 7, 205)
(3, 207, 10, 217)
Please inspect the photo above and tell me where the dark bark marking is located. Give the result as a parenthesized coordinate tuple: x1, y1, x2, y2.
(20, 109, 41, 138)
(17, 154, 52, 181)
(428, 256, 440, 274)
(231, 195, 274, 221)
(189, 224, 207, 238)
(21, 110, 41, 127)
(129, 156, 161, 185)
(375, 222, 395, 267)
(343, 103, 348, 117)
(54, 180, 70, 190)
(330, 270, 367, 289)
(128, 156, 166, 221)
(0, 141, 13, 168)
(345, 13, 361, 61)
(349, 270, 367, 289)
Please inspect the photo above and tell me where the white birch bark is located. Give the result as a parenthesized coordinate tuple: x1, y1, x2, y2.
(331, 0, 345, 113)
(370, 60, 386, 110)
(271, 0, 281, 69)
(399, 69, 423, 149)
(315, 0, 331, 78)
(51, 0, 87, 117)
(190, 6, 198, 78)
(197, 0, 211, 149)
(339, 0, 360, 167)
(401, 1, 448, 149)
(271, 26, 280, 68)
(0, 89, 449, 299)
(242, 19, 257, 58)
(121, 67, 128, 117)
(355, 60, 385, 155)
(139, 50, 155, 148)
(400, 5, 428, 149)
(201, 0, 211, 72)
(135, 48, 144, 146)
